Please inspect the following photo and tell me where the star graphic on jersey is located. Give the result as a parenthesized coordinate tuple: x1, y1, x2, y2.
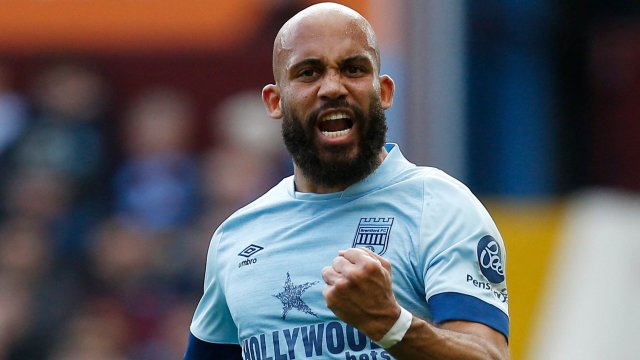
(273, 272, 319, 320)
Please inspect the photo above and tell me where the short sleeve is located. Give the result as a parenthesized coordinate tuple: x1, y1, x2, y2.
(189, 228, 239, 344)
(420, 172, 509, 339)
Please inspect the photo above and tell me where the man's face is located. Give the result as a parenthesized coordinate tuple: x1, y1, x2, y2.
(273, 14, 392, 188)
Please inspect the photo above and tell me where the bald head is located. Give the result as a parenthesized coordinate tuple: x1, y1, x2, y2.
(272, 2, 381, 83)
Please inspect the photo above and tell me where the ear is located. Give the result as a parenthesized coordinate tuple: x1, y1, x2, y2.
(262, 84, 283, 119)
(378, 75, 395, 110)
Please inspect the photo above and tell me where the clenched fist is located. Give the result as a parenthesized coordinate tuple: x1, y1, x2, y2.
(321, 248, 402, 341)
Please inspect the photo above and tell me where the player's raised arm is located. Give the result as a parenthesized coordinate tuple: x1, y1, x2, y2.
(323, 248, 509, 360)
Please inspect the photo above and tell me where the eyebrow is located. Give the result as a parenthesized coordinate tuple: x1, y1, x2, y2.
(288, 55, 373, 76)
(341, 55, 373, 66)
(341, 55, 375, 72)
(288, 58, 323, 77)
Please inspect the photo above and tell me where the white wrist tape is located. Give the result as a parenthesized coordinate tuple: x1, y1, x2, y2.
(375, 306, 412, 349)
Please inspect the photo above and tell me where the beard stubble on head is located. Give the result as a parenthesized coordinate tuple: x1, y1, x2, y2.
(281, 97, 388, 190)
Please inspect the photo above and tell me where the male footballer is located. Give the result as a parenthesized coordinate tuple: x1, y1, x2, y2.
(185, 2, 510, 359)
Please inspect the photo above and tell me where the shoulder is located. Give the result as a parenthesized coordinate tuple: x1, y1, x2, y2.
(410, 167, 500, 245)
(417, 167, 473, 196)
(392, 165, 476, 205)
(413, 167, 485, 211)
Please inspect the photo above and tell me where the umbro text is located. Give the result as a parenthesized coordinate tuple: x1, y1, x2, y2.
(239, 258, 258, 268)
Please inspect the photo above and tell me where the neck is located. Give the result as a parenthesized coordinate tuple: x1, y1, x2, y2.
(293, 146, 388, 194)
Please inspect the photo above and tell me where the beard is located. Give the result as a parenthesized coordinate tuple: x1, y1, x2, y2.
(281, 97, 388, 190)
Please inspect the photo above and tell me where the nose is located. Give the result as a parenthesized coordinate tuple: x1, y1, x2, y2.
(317, 70, 348, 100)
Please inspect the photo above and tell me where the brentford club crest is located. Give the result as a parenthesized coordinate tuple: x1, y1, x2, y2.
(351, 217, 394, 255)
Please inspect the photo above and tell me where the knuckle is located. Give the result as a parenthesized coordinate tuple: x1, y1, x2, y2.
(321, 266, 330, 277)
(360, 259, 380, 274)
(333, 277, 352, 292)
(344, 269, 368, 285)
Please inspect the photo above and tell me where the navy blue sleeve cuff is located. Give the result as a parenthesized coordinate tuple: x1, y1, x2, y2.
(428, 292, 509, 341)
(184, 332, 242, 359)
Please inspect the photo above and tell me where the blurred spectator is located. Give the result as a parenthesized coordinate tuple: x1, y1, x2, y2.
(130, 299, 195, 360)
(200, 90, 287, 225)
(114, 88, 199, 232)
(198, 145, 273, 224)
(1, 166, 96, 262)
(0, 64, 27, 158)
(82, 215, 203, 358)
(0, 275, 36, 359)
(3, 167, 72, 223)
(0, 218, 55, 359)
(212, 90, 284, 157)
(6, 61, 110, 202)
(0, 217, 52, 287)
(87, 216, 161, 293)
(49, 300, 131, 360)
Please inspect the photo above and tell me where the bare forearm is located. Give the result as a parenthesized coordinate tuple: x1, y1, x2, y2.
(385, 317, 509, 360)
(321, 249, 509, 359)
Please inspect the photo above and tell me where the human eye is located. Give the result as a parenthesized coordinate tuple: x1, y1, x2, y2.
(295, 67, 320, 80)
(344, 65, 366, 77)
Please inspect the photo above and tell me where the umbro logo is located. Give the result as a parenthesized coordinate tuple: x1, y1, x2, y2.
(238, 244, 264, 258)
(238, 244, 263, 268)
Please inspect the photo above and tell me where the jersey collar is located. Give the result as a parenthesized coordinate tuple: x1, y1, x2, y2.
(291, 143, 413, 200)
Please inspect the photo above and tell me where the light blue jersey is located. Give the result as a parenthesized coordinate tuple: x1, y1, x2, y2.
(190, 144, 509, 360)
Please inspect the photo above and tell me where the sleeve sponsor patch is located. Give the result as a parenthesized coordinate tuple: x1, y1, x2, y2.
(476, 235, 505, 284)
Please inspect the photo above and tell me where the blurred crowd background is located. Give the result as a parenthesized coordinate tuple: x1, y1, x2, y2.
(0, 0, 639, 359)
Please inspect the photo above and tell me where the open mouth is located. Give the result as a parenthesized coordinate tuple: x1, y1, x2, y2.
(318, 111, 354, 138)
